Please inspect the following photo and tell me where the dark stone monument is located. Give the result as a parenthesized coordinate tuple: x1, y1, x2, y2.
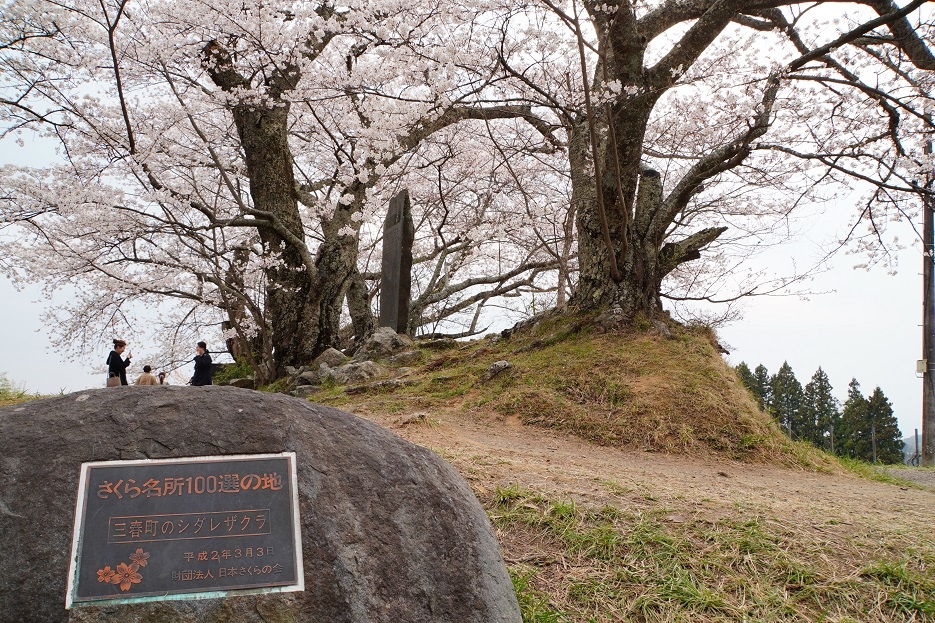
(0, 387, 521, 623)
(379, 189, 415, 334)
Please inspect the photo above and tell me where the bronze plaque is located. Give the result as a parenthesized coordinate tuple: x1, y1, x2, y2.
(66, 453, 303, 607)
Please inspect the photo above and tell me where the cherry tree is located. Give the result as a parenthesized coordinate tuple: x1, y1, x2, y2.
(494, 0, 934, 319)
(0, 0, 557, 380)
(2, 0, 934, 385)
(354, 119, 575, 337)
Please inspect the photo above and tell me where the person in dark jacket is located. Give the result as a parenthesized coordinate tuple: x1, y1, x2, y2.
(106, 339, 132, 386)
(190, 341, 213, 386)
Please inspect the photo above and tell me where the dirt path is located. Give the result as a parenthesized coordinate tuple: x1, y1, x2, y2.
(353, 405, 935, 540)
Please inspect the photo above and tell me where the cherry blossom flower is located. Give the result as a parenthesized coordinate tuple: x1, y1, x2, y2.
(96, 566, 115, 583)
(111, 562, 142, 592)
(129, 548, 150, 568)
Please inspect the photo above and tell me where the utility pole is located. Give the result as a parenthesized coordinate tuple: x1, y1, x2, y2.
(923, 138, 935, 467)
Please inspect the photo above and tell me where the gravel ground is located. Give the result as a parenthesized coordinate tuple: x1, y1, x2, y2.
(880, 466, 935, 490)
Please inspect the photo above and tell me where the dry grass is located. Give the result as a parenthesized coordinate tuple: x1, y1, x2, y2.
(315, 315, 934, 623)
(323, 314, 832, 467)
(490, 485, 935, 623)
(489, 329, 776, 458)
(0, 374, 37, 408)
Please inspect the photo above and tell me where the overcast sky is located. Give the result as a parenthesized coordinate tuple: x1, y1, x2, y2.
(706, 187, 927, 444)
(720, 249, 924, 444)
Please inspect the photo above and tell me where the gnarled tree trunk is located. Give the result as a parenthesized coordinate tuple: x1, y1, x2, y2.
(568, 3, 739, 320)
(205, 43, 323, 377)
(315, 183, 370, 353)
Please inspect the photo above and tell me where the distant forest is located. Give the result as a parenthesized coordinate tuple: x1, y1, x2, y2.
(735, 363, 904, 465)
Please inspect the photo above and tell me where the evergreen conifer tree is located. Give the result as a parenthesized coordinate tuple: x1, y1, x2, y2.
(838, 379, 870, 460)
(752, 364, 771, 412)
(866, 387, 903, 464)
(802, 367, 839, 451)
(770, 362, 803, 439)
(735, 362, 757, 396)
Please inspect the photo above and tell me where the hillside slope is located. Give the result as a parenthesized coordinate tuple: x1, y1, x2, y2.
(321, 316, 822, 463)
(314, 318, 935, 623)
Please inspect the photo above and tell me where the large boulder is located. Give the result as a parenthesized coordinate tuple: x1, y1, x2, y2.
(313, 348, 349, 369)
(0, 387, 520, 623)
(353, 327, 414, 361)
(328, 361, 386, 385)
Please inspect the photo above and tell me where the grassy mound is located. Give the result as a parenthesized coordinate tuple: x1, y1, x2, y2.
(317, 314, 827, 466)
(486, 321, 778, 459)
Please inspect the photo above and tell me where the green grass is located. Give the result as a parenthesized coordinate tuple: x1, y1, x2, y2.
(836, 457, 924, 488)
(511, 568, 573, 623)
(862, 560, 935, 617)
(212, 357, 254, 384)
(258, 377, 292, 393)
(487, 485, 935, 623)
(0, 374, 39, 407)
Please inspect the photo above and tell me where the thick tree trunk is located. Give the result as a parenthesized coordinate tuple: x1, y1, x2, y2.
(568, 111, 664, 317)
(345, 266, 374, 344)
(314, 240, 356, 354)
(568, 120, 616, 310)
(231, 102, 321, 376)
(567, 3, 732, 320)
(315, 185, 368, 354)
(568, 119, 725, 319)
(205, 43, 322, 377)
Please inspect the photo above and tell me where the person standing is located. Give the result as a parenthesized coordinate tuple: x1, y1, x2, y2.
(106, 339, 132, 387)
(135, 365, 159, 385)
(157, 371, 168, 385)
(190, 341, 213, 386)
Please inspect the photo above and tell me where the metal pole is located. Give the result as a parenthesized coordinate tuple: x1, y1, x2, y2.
(923, 139, 935, 466)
